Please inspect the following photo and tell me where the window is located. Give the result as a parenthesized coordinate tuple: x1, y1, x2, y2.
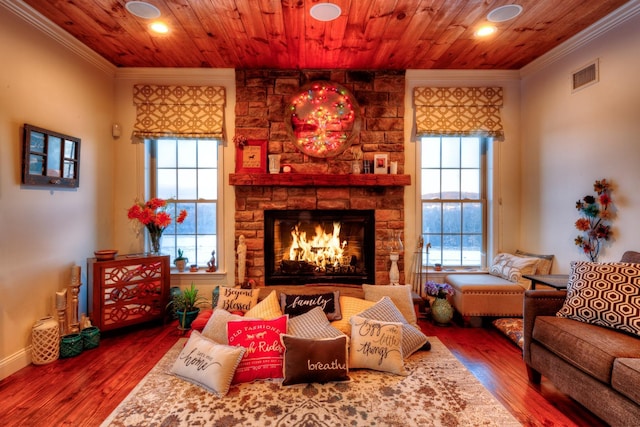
(148, 139, 219, 266)
(420, 136, 487, 267)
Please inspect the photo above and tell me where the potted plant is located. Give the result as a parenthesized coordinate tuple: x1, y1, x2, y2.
(167, 283, 207, 331)
(173, 249, 189, 272)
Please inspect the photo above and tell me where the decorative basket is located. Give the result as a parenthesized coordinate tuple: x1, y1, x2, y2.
(81, 326, 100, 350)
(32, 317, 59, 365)
(60, 334, 83, 358)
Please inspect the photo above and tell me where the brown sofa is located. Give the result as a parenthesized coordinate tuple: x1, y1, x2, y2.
(523, 251, 640, 426)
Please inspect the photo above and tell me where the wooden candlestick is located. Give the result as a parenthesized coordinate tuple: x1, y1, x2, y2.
(56, 289, 67, 336)
(68, 265, 81, 334)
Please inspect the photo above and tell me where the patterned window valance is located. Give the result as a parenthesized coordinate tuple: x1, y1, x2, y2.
(414, 87, 504, 141)
(131, 84, 225, 143)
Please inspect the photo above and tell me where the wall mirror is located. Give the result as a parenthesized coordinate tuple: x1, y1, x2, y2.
(22, 123, 81, 188)
(285, 81, 361, 158)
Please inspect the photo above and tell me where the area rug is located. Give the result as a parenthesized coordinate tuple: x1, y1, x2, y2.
(101, 337, 521, 427)
(492, 318, 524, 349)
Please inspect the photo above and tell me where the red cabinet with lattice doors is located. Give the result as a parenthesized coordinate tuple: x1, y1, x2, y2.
(87, 254, 170, 331)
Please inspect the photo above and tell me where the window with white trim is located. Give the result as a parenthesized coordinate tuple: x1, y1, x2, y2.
(148, 138, 219, 266)
(420, 136, 487, 268)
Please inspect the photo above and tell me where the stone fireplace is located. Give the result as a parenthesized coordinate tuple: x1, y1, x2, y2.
(264, 209, 375, 285)
(232, 69, 407, 286)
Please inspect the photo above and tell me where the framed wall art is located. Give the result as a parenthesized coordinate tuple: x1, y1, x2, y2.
(235, 139, 267, 173)
(373, 153, 388, 175)
(22, 123, 81, 188)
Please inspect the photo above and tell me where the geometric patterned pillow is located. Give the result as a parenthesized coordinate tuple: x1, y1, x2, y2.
(557, 261, 640, 337)
(489, 253, 540, 285)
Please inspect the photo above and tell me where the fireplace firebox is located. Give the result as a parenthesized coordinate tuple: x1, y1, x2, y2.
(264, 210, 375, 285)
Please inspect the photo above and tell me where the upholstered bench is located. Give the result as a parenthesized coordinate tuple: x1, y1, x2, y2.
(444, 251, 553, 326)
(445, 273, 527, 326)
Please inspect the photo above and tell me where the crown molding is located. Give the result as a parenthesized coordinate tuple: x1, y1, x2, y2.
(114, 67, 236, 82)
(406, 69, 520, 84)
(1, 0, 116, 76)
(520, 0, 640, 77)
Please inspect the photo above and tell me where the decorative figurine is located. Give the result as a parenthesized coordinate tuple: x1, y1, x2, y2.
(206, 250, 217, 272)
(237, 235, 247, 286)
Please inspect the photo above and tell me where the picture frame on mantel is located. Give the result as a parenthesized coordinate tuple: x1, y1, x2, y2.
(373, 153, 388, 175)
(235, 139, 267, 173)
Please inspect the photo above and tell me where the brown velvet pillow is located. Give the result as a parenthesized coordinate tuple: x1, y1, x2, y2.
(281, 335, 350, 386)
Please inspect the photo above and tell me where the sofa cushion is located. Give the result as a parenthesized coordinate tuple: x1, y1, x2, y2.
(489, 253, 539, 285)
(612, 358, 640, 404)
(533, 316, 640, 383)
(557, 261, 640, 337)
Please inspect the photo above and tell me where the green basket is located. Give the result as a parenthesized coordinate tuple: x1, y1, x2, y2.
(81, 326, 100, 350)
(60, 334, 83, 358)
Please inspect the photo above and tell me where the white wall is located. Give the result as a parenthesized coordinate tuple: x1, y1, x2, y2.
(0, 4, 115, 378)
(520, 7, 640, 272)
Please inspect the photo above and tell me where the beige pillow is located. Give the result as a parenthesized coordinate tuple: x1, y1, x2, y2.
(170, 331, 246, 397)
(362, 284, 417, 327)
(245, 290, 283, 319)
(489, 253, 539, 285)
(349, 315, 407, 376)
(330, 296, 376, 336)
(216, 287, 259, 313)
(515, 250, 554, 275)
(201, 309, 245, 344)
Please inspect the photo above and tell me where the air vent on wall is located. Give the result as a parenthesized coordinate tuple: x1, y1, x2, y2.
(572, 60, 599, 92)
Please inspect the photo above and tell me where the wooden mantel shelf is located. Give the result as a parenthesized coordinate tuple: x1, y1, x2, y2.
(229, 173, 411, 187)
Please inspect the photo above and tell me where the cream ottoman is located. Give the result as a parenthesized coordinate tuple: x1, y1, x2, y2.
(445, 273, 527, 326)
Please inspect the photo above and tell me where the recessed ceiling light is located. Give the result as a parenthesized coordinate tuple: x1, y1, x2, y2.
(149, 21, 169, 34)
(475, 25, 497, 37)
(126, 1, 161, 19)
(310, 3, 342, 22)
(487, 5, 523, 22)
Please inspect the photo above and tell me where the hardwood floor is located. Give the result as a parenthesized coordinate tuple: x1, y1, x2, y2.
(0, 317, 606, 427)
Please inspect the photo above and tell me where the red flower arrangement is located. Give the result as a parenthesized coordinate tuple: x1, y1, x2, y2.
(574, 179, 613, 262)
(233, 134, 247, 149)
(127, 198, 187, 253)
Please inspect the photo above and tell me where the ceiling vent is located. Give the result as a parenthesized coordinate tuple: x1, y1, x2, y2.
(572, 60, 599, 92)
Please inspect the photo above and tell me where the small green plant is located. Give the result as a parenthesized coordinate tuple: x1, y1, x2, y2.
(166, 283, 207, 329)
(175, 249, 188, 261)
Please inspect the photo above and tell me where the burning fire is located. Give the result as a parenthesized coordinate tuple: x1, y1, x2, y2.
(287, 222, 347, 270)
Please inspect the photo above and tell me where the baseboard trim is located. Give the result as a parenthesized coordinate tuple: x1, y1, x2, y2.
(0, 346, 31, 381)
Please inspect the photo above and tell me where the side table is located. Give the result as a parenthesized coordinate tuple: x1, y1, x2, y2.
(523, 274, 570, 290)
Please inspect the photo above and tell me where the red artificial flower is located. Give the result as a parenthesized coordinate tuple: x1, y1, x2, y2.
(177, 209, 188, 224)
(574, 218, 591, 232)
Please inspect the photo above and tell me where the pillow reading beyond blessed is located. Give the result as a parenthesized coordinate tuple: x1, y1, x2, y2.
(216, 287, 260, 313)
(227, 315, 288, 384)
(287, 306, 345, 339)
(363, 284, 418, 327)
(281, 335, 350, 386)
(245, 290, 283, 320)
(280, 291, 341, 320)
(557, 261, 640, 337)
(357, 296, 428, 358)
(349, 315, 406, 375)
(489, 253, 539, 285)
(170, 331, 246, 397)
(201, 309, 246, 345)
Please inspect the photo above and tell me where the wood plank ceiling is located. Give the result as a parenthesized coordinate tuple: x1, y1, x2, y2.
(22, 0, 630, 69)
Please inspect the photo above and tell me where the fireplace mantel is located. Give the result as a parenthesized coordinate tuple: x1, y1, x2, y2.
(229, 173, 411, 187)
